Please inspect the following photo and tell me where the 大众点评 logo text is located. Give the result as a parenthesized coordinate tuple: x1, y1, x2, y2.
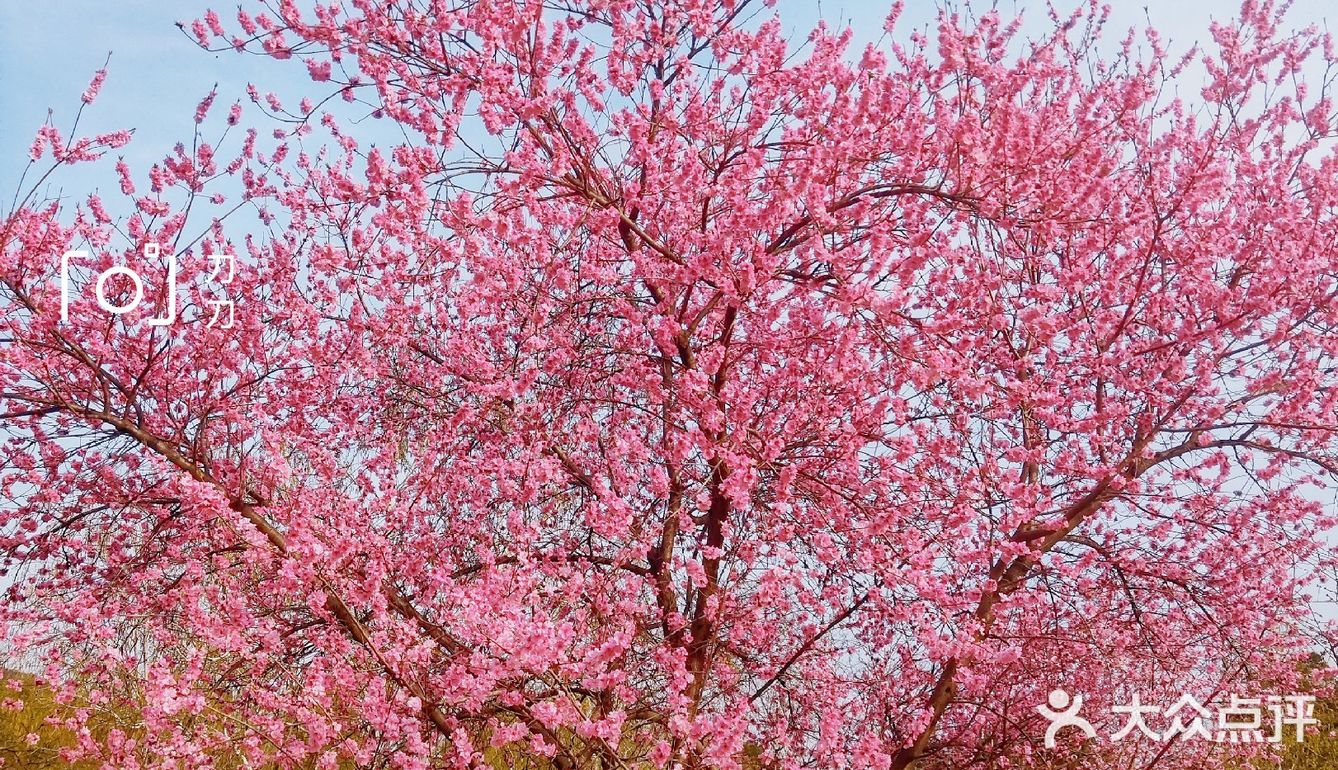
(1038, 689, 1319, 748)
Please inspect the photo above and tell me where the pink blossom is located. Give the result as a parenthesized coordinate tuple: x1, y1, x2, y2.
(2, 3, 1337, 770)
(195, 90, 217, 124)
(115, 159, 135, 194)
(306, 59, 332, 82)
(80, 69, 106, 104)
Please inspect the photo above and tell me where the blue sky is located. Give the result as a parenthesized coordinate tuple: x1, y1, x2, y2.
(1, 0, 1334, 201)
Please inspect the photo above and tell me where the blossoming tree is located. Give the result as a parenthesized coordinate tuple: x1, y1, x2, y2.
(3, 0, 1338, 768)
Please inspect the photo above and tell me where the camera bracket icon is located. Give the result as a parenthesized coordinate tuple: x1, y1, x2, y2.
(59, 244, 234, 328)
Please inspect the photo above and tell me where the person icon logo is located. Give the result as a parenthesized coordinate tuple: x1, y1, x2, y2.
(1037, 689, 1097, 748)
